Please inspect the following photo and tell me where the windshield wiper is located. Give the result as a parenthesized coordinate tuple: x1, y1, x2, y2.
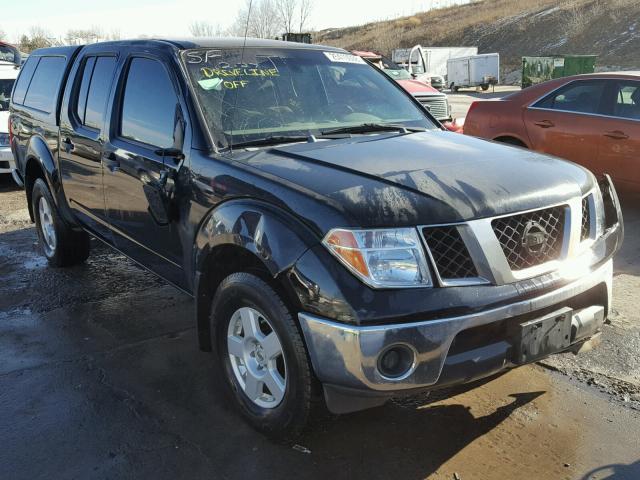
(320, 123, 425, 136)
(231, 134, 312, 149)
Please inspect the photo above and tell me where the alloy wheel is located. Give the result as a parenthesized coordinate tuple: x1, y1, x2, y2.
(227, 307, 287, 408)
(38, 196, 57, 256)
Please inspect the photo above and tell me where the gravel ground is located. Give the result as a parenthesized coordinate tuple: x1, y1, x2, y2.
(1, 155, 639, 479)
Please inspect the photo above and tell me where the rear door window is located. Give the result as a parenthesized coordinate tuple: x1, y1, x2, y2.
(533, 80, 606, 114)
(75, 56, 96, 124)
(76, 56, 117, 130)
(119, 57, 177, 148)
(23, 56, 66, 113)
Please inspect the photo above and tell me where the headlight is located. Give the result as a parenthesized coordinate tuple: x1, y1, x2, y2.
(323, 228, 432, 288)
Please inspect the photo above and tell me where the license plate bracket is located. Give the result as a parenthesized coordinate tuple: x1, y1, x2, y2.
(513, 307, 573, 364)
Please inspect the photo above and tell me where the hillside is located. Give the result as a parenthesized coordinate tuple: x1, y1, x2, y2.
(315, 0, 640, 81)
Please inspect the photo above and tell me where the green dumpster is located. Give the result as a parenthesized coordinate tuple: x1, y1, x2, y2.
(521, 55, 597, 88)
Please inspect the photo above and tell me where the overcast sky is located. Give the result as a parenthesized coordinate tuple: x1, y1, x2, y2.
(2, 0, 471, 42)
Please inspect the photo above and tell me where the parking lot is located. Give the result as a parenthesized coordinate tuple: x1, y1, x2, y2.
(1, 86, 639, 479)
(446, 86, 520, 119)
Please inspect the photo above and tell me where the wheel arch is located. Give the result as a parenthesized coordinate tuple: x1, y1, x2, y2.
(493, 135, 529, 148)
(23, 136, 60, 222)
(193, 199, 319, 351)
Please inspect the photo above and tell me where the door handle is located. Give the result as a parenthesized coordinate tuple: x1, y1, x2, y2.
(61, 137, 75, 153)
(534, 120, 555, 128)
(103, 153, 120, 173)
(604, 130, 628, 140)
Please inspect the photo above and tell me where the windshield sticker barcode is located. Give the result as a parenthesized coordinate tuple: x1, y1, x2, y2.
(323, 52, 366, 64)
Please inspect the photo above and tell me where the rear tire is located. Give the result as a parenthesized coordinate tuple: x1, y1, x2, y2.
(31, 178, 90, 267)
(210, 272, 316, 439)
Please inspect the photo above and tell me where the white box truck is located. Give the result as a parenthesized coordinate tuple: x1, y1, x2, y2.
(447, 53, 500, 91)
(392, 46, 478, 90)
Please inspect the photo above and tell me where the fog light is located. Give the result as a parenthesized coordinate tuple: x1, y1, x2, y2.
(377, 344, 416, 379)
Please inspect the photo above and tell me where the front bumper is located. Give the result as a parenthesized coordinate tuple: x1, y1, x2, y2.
(0, 146, 15, 174)
(299, 257, 611, 392)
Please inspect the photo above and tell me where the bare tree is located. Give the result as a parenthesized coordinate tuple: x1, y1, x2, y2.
(229, 0, 313, 38)
(65, 27, 104, 45)
(230, 0, 280, 39)
(189, 21, 221, 37)
(275, 0, 296, 33)
(298, 0, 313, 32)
(252, 0, 281, 38)
(0, 27, 5, 41)
(19, 26, 54, 52)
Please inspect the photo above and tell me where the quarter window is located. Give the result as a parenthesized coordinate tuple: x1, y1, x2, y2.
(11, 56, 38, 105)
(534, 80, 606, 114)
(610, 81, 640, 120)
(119, 58, 177, 148)
(23, 56, 66, 113)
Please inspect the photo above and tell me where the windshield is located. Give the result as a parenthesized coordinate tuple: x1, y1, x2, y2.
(0, 44, 20, 65)
(0, 78, 14, 111)
(182, 48, 436, 149)
(384, 68, 412, 80)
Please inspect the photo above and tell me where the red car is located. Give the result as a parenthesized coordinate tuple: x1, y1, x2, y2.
(352, 50, 452, 123)
(464, 73, 640, 192)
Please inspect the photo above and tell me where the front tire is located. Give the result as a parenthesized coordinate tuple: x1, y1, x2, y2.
(32, 178, 90, 267)
(210, 272, 316, 438)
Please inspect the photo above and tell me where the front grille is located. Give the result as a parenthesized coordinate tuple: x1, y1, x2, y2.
(0, 160, 9, 169)
(422, 226, 478, 280)
(414, 95, 449, 120)
(492, 206, 566, 271)
(581, 196, 591, 241)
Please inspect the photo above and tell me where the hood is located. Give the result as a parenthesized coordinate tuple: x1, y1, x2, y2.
(0, 64, 19, 79)
(397, 79, 439, 94)
(236, 131, 594, 228)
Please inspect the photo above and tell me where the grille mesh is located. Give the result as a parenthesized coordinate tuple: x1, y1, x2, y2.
(492, 206, 566, 270)
(581, 196, 591, 241)
(414, 96, 448, 120)
(422, 226, 478, 280)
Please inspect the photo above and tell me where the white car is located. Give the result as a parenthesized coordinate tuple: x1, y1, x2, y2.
(0, 60, 19, 183)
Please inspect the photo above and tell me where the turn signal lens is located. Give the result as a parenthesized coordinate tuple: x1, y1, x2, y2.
(323, 228, 432, 288)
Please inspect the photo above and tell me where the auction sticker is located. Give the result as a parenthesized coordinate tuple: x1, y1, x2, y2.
(323, 52, 366, 64)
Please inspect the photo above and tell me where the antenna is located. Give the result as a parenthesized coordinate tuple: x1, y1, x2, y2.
(229, 0, 253, 153)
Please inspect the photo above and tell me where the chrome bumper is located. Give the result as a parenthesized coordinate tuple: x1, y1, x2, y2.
(0, 146, 15, 173)
(299, 259, 612, 393)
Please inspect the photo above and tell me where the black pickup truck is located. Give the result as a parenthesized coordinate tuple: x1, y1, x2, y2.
(9, 39, 623, 437)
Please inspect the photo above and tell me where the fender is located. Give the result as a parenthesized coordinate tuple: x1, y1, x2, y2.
(23, 135, 74, 223)
(192, 198, 319, 350)
(25, 135, 58, 193)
